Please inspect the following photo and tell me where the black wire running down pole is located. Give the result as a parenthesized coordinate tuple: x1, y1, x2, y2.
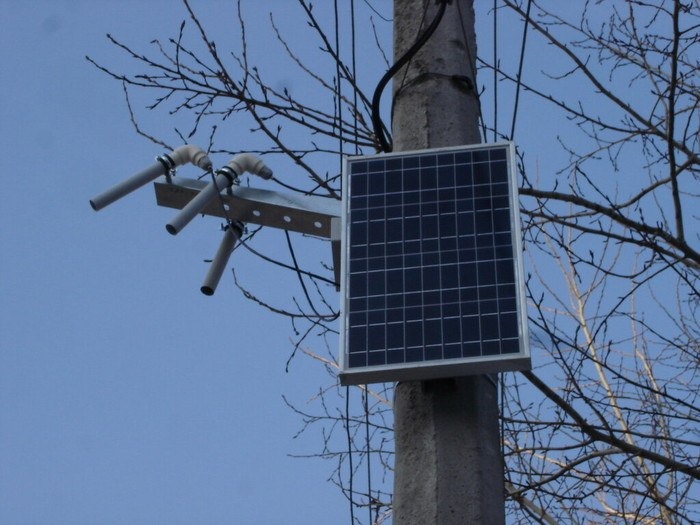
(510, 0, 533, 139)
(370, 0, 449, 152)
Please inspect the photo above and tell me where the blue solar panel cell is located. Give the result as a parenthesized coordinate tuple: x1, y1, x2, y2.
(340, 143, 530, 384)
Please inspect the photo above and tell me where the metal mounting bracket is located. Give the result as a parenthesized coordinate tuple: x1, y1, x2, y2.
(153, 177, 342, 286)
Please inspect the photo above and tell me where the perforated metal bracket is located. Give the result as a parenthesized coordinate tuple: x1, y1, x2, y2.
(331, 217, 342, 291)
(153, 177, 342, 284)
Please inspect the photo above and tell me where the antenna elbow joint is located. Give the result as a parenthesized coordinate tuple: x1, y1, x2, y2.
(167, 144, 213, 171)
(226, 153, 273, 180)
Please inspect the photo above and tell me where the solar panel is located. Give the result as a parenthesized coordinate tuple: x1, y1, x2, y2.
(339, 143, 530, 385)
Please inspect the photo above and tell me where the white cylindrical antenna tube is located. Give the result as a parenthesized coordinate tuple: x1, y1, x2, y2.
(165, 168, 235, 235)
(89, 145, 212, 211)
(89, 159, 170, 211)
(200, 222, 243, 296)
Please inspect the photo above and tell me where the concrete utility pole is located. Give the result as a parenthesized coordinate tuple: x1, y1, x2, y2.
(391, 1, 506, 523)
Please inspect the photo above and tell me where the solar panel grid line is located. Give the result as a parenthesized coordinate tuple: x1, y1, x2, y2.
(340, 143, 530, 384)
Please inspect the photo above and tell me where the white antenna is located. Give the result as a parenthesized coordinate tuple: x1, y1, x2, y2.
(165, 153, 273, 235)
(91, 149, 340, 296)
(200, 222, 243, 296)
(89, 144, 212, 210)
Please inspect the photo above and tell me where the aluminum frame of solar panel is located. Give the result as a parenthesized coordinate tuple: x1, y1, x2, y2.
(339, 142, 530, 385)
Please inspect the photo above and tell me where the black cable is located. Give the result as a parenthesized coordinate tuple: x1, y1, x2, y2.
(337, 3, 355, 522)
(208, 168, 236, 229)
(370, 0, 449, 152)
(236, 233, 337, 286)
(334, 0, 344, 167)
(344, 387, 355, 525)
(284, 230, 323, 318)
(510, 0, 533, 140)
(351, 0, 360, 156)
(493, 0, 498, 142)
(349, 4, 372, 520)
(363, 387, 372, 525)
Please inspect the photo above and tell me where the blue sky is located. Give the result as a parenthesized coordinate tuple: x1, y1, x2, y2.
(5, 1, 689, 524)
(1, 2, 356, 524)
(0, 0, 591, 523)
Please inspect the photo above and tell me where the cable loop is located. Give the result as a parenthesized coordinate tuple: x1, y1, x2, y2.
(370, 0, 449, 152)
